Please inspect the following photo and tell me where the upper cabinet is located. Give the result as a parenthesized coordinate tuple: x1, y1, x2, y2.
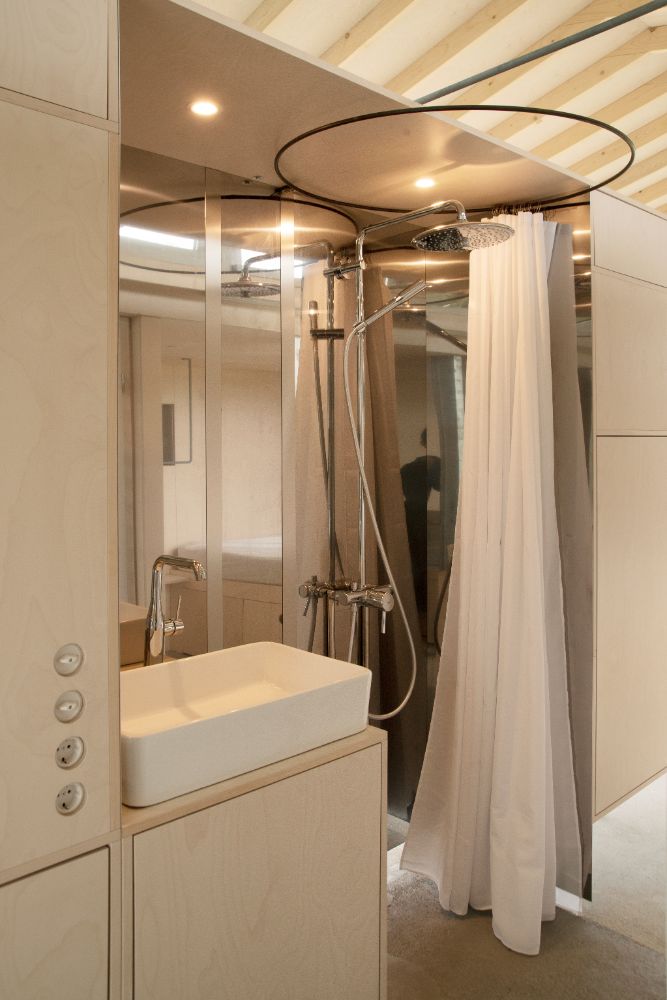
(0, 101, 116, 875)
(0, 0, 112, 119)
(591, 192, 667, 290)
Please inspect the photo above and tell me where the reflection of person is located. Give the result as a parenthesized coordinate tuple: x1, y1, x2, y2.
(400, 429, 440, 623)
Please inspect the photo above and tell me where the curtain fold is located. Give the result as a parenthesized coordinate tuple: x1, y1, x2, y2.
(401, 213, 581, 956)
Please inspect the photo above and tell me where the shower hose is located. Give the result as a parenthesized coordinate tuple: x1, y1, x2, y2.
(343, 324, 418, 721)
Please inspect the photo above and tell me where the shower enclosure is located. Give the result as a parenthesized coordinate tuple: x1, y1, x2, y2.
(117, 146, 592, 838)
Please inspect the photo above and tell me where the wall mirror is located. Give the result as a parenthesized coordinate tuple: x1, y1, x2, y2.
(117, 146, 357, 666)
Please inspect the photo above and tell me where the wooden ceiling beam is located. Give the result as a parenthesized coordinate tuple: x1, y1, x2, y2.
(490, 27, 667, 143)
(611, 147, 667, 189)
(444, 0, 641, 111)
(321, 0, 417, 65)
(385, 0, 529, 95)
(632, 174, 667, 205)
(245, 0, 294, 32)
(531, 70, 667, 161)
(572, 113, 667, 176)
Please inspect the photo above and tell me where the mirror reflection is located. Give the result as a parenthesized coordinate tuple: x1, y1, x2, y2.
(118, 149, 207, 667)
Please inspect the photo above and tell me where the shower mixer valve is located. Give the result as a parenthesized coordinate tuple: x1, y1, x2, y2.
(298, 577, 329, 616)
(333, 584, 395, 633)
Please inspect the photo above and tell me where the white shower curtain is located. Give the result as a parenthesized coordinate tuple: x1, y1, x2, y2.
(401, 213, 582, 956)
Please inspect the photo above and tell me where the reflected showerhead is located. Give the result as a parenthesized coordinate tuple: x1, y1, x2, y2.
(220, 274, 280, 298)
(412, 219, 514, 252)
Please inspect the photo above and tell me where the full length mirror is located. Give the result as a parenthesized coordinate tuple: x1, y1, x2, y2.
(118, 149, 207, 667)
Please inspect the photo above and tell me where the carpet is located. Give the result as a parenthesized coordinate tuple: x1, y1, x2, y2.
(387, 870, 665, 1000)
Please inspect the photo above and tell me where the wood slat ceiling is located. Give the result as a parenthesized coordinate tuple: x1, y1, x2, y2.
(203, 0, 667, 215)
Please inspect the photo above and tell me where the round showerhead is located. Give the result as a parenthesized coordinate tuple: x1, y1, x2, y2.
(412, 220, 514, 252)
(220, 274, 280, 298)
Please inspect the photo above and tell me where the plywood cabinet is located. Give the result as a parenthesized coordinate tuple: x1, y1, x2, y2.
(0, 101, 116, 875)
(592, 191, 667, 290)
(596, 437, 667, 813)
(0, 0, 110, 118)
(130, 743, 385, 1000)
(594, 269, 667, 434)
(592, 193, 667, 814)
(0, 849, 109, 1000)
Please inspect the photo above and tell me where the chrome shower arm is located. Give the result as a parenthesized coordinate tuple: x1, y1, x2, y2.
(355, 200, 466, 270)
(359, 200, 466, 238)
(241, 239, 334, 278)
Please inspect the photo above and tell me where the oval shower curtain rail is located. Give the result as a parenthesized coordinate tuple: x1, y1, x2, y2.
(273, 104, 635, 216)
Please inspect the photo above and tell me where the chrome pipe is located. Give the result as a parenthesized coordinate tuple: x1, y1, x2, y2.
(354, 232, 369, 667)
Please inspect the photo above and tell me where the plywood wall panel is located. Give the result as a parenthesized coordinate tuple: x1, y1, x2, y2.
(594, 269, 667, 434)
(591, 192, 667, 290)
(596, 437, 667, 813)
(0, 102, 113, 873)
(0, 0, 109, 118)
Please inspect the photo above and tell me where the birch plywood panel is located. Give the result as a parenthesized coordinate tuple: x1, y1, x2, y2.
(0, 102, 112, 872)
(0, 849, 109, 1000)
(592, 192, 667, 291)
(0, 0, 108, 118)
(134, 746, 383, 1000)
(596, 437, 667, 813)
(594, 269, 667, 434)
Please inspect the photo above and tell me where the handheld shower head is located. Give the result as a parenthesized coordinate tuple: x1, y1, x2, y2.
(412, 218, 513, 252)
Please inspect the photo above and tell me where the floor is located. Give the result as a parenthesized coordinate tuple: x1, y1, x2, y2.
(387, 776, 666, 999)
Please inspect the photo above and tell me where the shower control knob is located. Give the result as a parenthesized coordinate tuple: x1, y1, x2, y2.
(54, 690, 84, 723)
(364, 586, 394, 613)
(55, 736, 85, 769)
(55, 782, 85, 815)
(54, 643, 84, 676)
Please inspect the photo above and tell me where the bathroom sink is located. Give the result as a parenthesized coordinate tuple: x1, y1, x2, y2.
(120, 641, 371, 807)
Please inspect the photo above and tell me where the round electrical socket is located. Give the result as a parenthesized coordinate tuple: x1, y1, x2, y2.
(55, 737, 85, 769)
(55, 783, 85, 815)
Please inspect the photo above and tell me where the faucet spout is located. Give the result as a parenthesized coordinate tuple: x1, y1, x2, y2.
(153, 554, 207, 581)
(143, 555, 207, 665)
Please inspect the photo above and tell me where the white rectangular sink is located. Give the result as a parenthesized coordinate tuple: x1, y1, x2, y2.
(121, 641, 371, 807)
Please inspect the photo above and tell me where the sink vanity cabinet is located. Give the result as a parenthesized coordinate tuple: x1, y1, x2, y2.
(121, 728, 387, 1000)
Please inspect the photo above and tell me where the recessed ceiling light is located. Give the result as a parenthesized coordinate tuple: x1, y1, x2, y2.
(190, 99, 220, 118)
(415, 177, 436, 188)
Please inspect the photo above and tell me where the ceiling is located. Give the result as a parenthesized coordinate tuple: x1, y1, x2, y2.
(182, 0, 667, 216)
(121, 0, 592, 227)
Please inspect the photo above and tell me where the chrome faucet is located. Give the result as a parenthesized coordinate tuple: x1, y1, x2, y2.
(143, 555, 207, 665)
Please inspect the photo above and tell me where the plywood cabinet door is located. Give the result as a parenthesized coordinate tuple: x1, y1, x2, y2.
(592, 191, 667, 290)
(133, 747, 383, 1000)
(0, 849, 109, 1000)
(594, 269, 667, 434)
(0, 0, 109, 118)
(0, 101, 114, 874)
(596, 437, 667, 812)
